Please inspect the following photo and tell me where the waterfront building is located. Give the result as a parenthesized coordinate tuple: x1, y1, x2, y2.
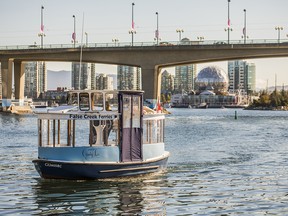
(117, 65, 142, 90)
(228, 60, 256, 94)
(71, 62, 95, 90)
(161, 70, 174, 94)
(245, 63, 256, 94)
(24, 61, 47, 99)
(96, 73, 114, 90)
(174, 64, 197, 93)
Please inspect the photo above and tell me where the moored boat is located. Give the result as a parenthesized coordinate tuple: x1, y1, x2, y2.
(33, 90, 169, 180)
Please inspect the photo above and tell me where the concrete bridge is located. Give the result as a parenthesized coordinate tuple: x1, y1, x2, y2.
(1, 40, 288, 109)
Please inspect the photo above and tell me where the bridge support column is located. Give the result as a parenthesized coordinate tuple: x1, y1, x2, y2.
(1, 59, 13, 111)
(141, 65, 161, 101)
(14, 61, 25, 106)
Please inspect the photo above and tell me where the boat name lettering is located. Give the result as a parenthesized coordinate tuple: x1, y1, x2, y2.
(82, 148, 100, 160)
(45, 163, 62, 168)
(69, 114, 114, 120)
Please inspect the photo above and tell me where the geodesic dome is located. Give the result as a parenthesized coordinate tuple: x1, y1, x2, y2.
(195, 66, 228, 93)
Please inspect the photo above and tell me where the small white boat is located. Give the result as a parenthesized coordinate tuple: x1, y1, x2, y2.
(33, 90, 169, 180)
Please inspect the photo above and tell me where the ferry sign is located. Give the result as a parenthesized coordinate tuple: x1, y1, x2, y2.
(38, 113, 118, 120)
(69, 113, 116, 120)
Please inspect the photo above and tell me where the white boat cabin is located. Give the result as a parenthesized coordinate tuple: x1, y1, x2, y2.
(36, 90, 165, 161)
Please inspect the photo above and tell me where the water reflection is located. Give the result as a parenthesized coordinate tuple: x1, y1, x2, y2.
(0, 112, 35, 125)
(32, 173, 167, 215)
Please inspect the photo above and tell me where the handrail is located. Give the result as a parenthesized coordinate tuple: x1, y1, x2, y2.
(1, 39, 288, 51)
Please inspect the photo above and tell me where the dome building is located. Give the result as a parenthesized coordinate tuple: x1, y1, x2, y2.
(195, 66, 228, 94)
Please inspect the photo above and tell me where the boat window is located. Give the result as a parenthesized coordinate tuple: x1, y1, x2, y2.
(143, 118, 164, 144)
(79, 93, 90, 111)
(132, 95, 141, 128)
(122, 95, 131, 128)
(105, 92, 118, 111)
(67, 93, 78, 105)
(91, 93, 104, 111)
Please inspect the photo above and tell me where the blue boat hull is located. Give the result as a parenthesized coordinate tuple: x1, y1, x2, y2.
(32, 152, 169, 180)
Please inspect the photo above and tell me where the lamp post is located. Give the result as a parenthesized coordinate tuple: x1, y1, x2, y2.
(112, 38, 119, 46)
(155, 12, 159, 45)
(38, 6, 45, 48)
(72, 15, 76, 47)
(129, 3, 136, 46)
(85, 32, 88, 47)
(176, 29, 184, 42)
(243, 9, 247, 44)
(224, 0, 232, 44)
(275, 26, 283, 43)
(197, 36, 204, 41)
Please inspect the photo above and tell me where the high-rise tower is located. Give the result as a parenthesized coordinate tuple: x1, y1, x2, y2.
(24, 61, 47, 98)
(71, 62, 95, 90)
(117, 65, 142, 90)
(228, 60, 256, 93)
(174, 64, 197, 93)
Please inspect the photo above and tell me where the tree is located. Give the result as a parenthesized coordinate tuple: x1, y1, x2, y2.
(269, 90, 281, 107)
(280, 89, 288, 106)
(258, 91, 270, 107)
(161, 94, 166, 103)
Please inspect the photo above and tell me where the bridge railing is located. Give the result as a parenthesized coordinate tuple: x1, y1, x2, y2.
(0, 39, 288, 50)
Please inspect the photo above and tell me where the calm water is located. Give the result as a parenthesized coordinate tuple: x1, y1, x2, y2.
(1, 109, 288, 215)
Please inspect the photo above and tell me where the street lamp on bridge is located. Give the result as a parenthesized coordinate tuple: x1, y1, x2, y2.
(38, 6, 45, 48)
(176, 29, 184, 42)
(243, 9, 247, 44)
(72, 15, 77, 48)
(129, 3, 136, 46)
(197, 36, 204, 41)
(112, 38, 119, 46)
(85, 32, 88, 47)
(155, 12, 159, 45)
(275, 26, 283, 44)
(224, 0, 232, 44)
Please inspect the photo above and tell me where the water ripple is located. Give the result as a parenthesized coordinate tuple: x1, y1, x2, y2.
(2, 110, 288, 215)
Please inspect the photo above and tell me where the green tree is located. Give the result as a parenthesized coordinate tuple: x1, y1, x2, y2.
(258, 91, 270, 107)
(269, 90, 281, 107)
(161, 94, 166, 103)
(280, 89, 288, 106)
(166, 93, 171, 102)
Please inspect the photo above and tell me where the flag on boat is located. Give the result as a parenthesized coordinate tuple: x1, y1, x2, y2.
(156, 98, 162, 113)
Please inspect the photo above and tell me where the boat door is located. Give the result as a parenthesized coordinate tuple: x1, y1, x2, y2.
(119, 92, 143, 162)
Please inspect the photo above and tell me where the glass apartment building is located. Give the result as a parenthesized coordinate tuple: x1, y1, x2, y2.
(24, 61, 47, 98)
(174, 64, 197, 93)
(228, 60, 256, 93)
(72, 63, 95, 90)
(117, 65, 142, 90)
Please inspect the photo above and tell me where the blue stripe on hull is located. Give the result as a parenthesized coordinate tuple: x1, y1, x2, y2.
(32, 154, 169, 180)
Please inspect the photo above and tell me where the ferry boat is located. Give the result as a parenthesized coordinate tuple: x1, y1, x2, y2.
(32, 90, 170, 180)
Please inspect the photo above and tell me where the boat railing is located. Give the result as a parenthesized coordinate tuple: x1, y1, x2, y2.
(143, 114, 165, 144)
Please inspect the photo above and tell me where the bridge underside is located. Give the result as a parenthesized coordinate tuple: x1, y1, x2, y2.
(1, 43, 288, 109)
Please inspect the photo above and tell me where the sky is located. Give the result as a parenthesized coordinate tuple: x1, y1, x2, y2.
(1, 0, 288, 89)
